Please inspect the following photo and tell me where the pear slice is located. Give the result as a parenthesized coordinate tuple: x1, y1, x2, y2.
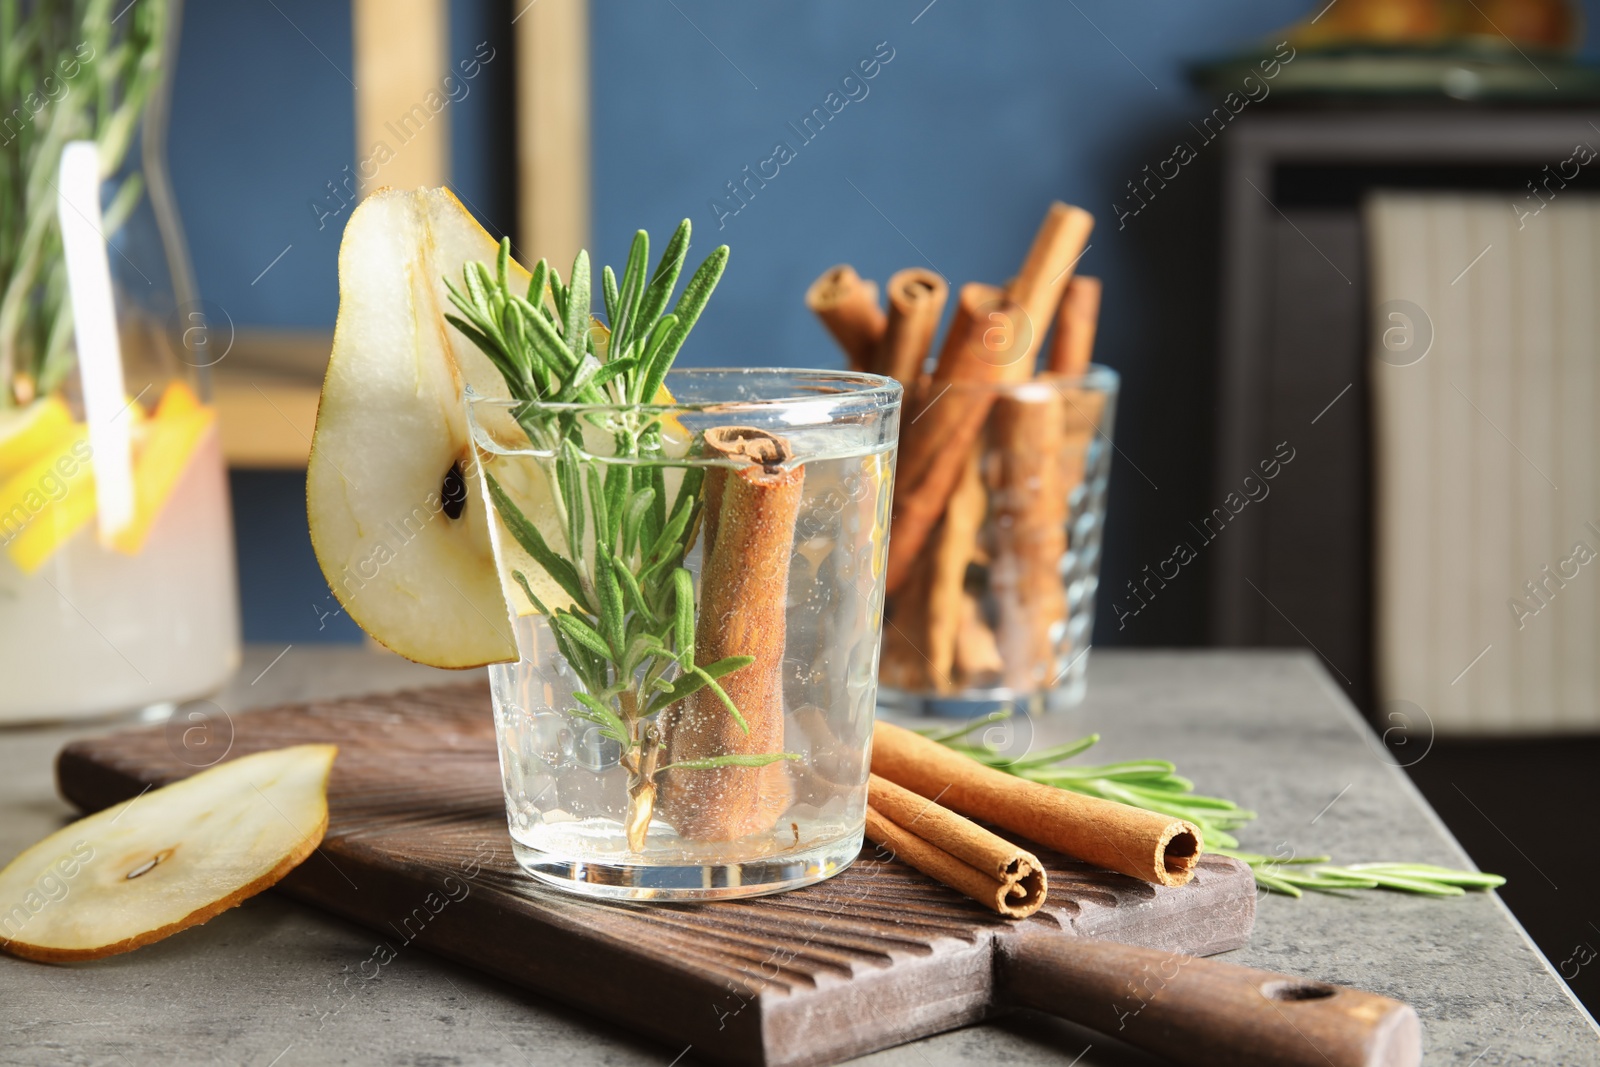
(0, 744, 336, 962)
(308, 187, 521, 668)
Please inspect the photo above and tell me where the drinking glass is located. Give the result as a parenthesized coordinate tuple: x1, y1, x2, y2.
(468, 368, 900, 900)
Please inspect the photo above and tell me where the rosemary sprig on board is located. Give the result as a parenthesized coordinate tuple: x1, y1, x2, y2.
(445, 222, 790, 843)
(924, 711, 1505, 898)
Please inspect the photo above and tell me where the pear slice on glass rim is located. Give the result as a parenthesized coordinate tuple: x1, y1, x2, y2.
(0, 744, 336, 963)
(307, 187, 523, 670)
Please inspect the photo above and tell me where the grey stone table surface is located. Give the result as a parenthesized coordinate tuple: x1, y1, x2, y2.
(2, 646, 1595, 1066)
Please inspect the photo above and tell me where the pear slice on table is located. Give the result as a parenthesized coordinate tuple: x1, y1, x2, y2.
(308, 187, 523, 669)
(0, 744, 336, 962)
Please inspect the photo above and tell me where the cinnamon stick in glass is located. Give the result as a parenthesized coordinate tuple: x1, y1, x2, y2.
(877, 268, 948, 388)
(988, 383, 1070, 692)
(879, 450, 986, 692)
(884, 284, 1018, 595)
(1046, 274, 1101, 378)
(953, 591, 1004, 688)
(866, 774, 1047, 919)
(1009, 204, 1094, 351)
(870, 720, 1202, 887)
(886, 203, 1093, 595)
(658, 427, 802, 840)
(806, 265, 886, 373)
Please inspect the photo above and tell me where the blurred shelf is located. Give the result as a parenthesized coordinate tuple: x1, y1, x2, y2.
(212, 330, 329, 469)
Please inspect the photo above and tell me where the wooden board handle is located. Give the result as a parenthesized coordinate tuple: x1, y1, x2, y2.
(1001, 926, 1421, 1067)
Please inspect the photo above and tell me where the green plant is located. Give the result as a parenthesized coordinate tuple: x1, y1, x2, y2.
(445, 222, 790, 846)
(924, 711, 1505, 897)
(0, 0, 169, 406)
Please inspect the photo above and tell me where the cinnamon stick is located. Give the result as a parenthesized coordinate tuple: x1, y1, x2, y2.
(658, 426, 802, 840)
(884, 283, 1020, 595)
(878, 547, 937, 692)
(1009, 203, 1095, 354)
(866, 774, 1047, 919)
(806, 265, 886, 373)
(880, 450, 986, 692)
(988, 383, 1070, 692)
(886, 204, 1093, 595)
(870, 720, 1202, 887)
(953, 592, 1004, 688)
(877, 268, 948, 388)
(1045, 274, 1101, 378)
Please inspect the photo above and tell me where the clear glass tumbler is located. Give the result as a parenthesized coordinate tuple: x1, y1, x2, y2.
(876, 366, 1117, 716)
(468, 368, 901, 900)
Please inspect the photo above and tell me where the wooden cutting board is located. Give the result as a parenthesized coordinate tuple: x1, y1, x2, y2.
(55, 682, 1256, 1067)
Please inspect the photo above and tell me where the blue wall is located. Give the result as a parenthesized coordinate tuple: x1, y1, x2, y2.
(590, 0, 1312, 647)
(170, 0, 1600, 644)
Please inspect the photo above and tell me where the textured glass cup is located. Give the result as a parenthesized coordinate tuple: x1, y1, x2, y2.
(877, 366, 1117, 716)
(468, 368, 900, 900)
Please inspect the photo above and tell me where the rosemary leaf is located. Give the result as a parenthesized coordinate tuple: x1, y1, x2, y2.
(563, 249, 591, 364)
(669, 464, 706, 531)
(553, 611, 611, 661)
(613, 229, 648, 355)
(572, 692, 630, 746)
(649, 501, 694, 569)
(657, 752, 800, 774)
(621, 487, 656, 560)
(586, 466, 611, 551)
(1252, 870, 1303, 898)
(604, 463, 630, 547)
(1316, 867, 1466, 897)
(486, 474, 590, 610)
(672, 567, 695, 657)
(527, 258, 548, 307)
(611, 555, 656, 626)
(692, 668, 748, 735)
(635, 220, 691, 345)
(1345, 864, 1506, 888)
(643, 655, 753, 718)
(648, 465, 669, 548)
(512, 571, 548, 617)
(602, 264, 620, 334)
(594, 545, 628, 657)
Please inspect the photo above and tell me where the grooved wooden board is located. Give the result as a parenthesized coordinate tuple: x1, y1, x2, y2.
(55, 683, 1255, 1067)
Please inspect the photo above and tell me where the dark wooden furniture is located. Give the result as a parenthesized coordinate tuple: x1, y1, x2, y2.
(1213, 107, 1600, 712)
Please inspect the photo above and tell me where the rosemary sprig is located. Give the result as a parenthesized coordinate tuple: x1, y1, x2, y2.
(446, 221, 786, 844)
(925, 711, 1504, 898)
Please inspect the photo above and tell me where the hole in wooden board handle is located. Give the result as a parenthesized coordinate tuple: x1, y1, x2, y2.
(1261, 979, 1340, 1002)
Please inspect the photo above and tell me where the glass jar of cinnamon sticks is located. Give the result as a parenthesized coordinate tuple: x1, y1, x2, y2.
(877, 368, 1119, 715)
(467, 368, 900, 900)
(807, 202, 1119, 715)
